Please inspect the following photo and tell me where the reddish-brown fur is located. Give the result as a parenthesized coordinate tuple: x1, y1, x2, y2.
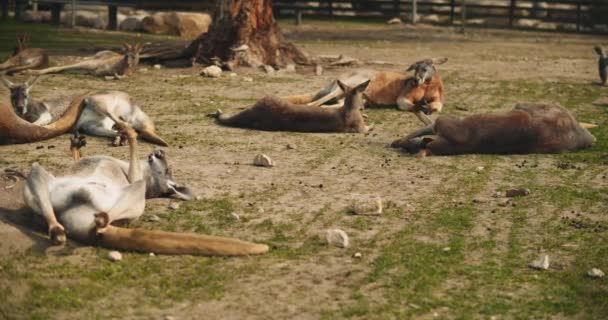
(391, 103, 595, 156)
(0, 35, 49, 75)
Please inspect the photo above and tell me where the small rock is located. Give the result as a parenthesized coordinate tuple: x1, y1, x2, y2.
(529, 254, 550, 270)
(153, 64, 162, 70)
(107, 251, 122, 262)
(149, 252, 155, 257)
(140, 68, 148, 73)
(286, 143, 296, 150)
(350, 195, 382, 215)
(195, 195, 202, 201)
(104, 75, 115, 81)
(169, 202, 180, 210)
(387, 17, 403, 24)
(257, 207, 265, 214)
(231, 212, 240, 220)
(506, 188, 531, 197)
(476, 166, 484, 171)
(491, 191, 502, 198)
(326, 229, 349, 248)
(194, 102, 201, 107)
(588, 268, 605, 278)
(442, 247, 451, 252)
(229, 72, 237, 77)
(353, 252, 362, 259)
(314, 64, 323, 76)
(242, 76, 253, 82)
(262, 64, 275, 75)
(285, 64, 296, 72)
(147, 214, 161, 222)
(165, 316, 175, 320)
(201, 65, 222, 78)
(253, 154, 274, 167)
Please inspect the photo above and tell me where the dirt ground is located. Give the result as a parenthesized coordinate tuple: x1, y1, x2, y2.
(0, 21, 607, 319)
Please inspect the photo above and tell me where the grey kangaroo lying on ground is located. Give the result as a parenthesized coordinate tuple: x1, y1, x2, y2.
(285, 58, 447, 125)
(1, 76, 168, 146)
(210, 80, 371, 133)
(0, 35, 49, 75)
(3, 125, 268, 256)
(391, 103, 596, 156)
(30, 43, 142, 78)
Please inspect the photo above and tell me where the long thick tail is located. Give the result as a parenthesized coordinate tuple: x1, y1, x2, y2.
(96, 225, 269, 256)
(282, 94, 315, 105)
(138, 128, 169, 147)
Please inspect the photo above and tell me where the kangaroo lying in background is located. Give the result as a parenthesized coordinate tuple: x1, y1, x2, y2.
(1, 76, 168, 146)
(4, 125, 268, 256)
(391, 103, 596, 156)
(1, 76, 52, 125)
(211, 80, 371, 133)
(285, 58, 447, 125)
(0, 35, 49, 75)
(594, 46, 607, 85)
(30, 43, 142, 78)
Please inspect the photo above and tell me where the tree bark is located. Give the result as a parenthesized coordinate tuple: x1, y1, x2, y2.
(184, 0, 311, 69)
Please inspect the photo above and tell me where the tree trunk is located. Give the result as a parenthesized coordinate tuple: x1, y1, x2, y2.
(184, 0, 311, 69)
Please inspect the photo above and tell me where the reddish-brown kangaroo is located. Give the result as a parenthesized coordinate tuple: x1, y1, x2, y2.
(391, 103, 596, 156)
(0, 35, 49, 75)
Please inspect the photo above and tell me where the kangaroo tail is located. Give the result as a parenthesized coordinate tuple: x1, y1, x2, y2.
(138, 128, 169, 147)
(94, 215, 268, 256)
(282, 94, 315, 105)
(579, 122, 598, 129)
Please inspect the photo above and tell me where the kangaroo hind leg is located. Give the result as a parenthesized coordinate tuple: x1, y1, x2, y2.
(93, 180, 146, 231)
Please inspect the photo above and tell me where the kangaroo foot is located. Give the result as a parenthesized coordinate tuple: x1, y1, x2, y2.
(94, 212, 110, 229)
(70, 134, 87, 150)
(111, 135, 126, 147)
(49, 223, 66, 245)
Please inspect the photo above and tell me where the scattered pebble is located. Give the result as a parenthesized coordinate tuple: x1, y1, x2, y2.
(353, 252, 362, 259)
(107, 251, 122, 262)
(326, 229, 349, 248)
(350, 195, 383, 215)
(492, 191, 502, 198)
(149, 252, 155, 257)
(146, 214, 161, 222)
(285, 64, 296, 72)
(169, 202, 180, 210)
(231, 212, 241, 220)
(314, 64, 323, 76)
(588, 268, 605, 278)
(229, 72, 237, 77)
(242, 76, 254, 82)
(139, 68, 148, 73)
(201, 65, 222, 78)
(257, 207, 265, 214)
(262, 64, 275, 75)
(442, 247, 451, 252)
(194, 102, 201, 107)
(476, 166, 485, 171)
(253, 154, 274, 167)
(286, 143, 296, 150)
(165, 316, 175, 320)
(387, 17, 403, 24)
(529, 254, 550, 270)
(153, 64, 162, 70)
(505, 188, 530, 198)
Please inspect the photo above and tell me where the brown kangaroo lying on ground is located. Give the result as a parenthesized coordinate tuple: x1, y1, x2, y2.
(211, 80, 371, 133)
(1, 76, 168, 146)
(0, 35, 49, 75)
(390, 103, 596, 156)
(285, 58, 447, 125)
(30, 43, 142, 78)
(3, 125, 268, 256)
(594, 46, 607, 85)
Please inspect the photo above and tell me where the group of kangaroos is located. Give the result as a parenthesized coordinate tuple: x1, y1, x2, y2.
(0, 35, 604, 258)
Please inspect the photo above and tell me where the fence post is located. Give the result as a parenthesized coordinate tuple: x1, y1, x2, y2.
(70, 0, 76, 28)
(108, 5, 117, 30)
(461, 0, 466, 33)
(509, 0, 515, 28)
(1, 0, 8, 20)
(412, 0, 418, 23)
(450, 0, 455, 24)
(328, 0, 333, 17)
(576, 0, 581, 32)
(14, 0, 24, 20)
(51, 4, 62, 25)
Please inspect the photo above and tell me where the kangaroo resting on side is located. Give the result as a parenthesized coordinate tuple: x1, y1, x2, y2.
(211, 80, 371, 133)
(390, 103, 596, 156)
(0, 35, 49, 75)
(1, 76, 168, 146)
(285, 58, 447, 125)
(5, 125, 268, 256)
(1, 75, 52, 125)
(30, 43, 142, 78)
(594, 46, 607, 86)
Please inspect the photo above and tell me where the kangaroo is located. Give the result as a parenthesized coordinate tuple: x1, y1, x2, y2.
(0, 92, 89, 145)
(1, 75, 52, 125)
(285, 58, 447, 125)
(2, 76, 168, 146)
(30, 43, 142, 78)
(594, 46, 607, 86)
(0, 35, 49, 75)
(390, 103, 596, 156)
(4, 125, 268, 256)
(211, 80, 371, 133)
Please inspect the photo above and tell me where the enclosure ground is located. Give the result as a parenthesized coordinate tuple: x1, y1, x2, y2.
(0, 20, 607, 319)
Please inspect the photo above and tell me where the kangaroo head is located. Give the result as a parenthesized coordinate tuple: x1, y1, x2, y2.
(1, 76, 40, 115)
(595, 46, 606, 58)
(13, 34, 29, 55)
(145, 150, 193, 201)
(122, 42, 143, 70)
(406, 57, 448, 85)
(337, 79, 370, 111)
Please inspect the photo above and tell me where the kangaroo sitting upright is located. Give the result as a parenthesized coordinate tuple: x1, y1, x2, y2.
(0, 35, 49, 75)
(212, 80, 371, 133)
(1, 76, 168, 146)
(594, 46, 607, 86)
(4, 125, 268, 256)
(391, 103, 596, 156)
(30, 43, 142, 78)
(285, 58, 447, 125)
(1, 76, 52, 125)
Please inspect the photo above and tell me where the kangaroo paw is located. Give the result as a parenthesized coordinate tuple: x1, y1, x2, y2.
(49, 224, 66, 245)
(94, 212, 110, 229)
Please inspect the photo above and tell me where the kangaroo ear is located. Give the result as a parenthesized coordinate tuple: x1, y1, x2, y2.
(336, 80, 349, 93)
(122, 42, 132, 51)
(406, 63, 417, 71)
(1, 76, 14, 89)
(431, 57, 448, 65)
(355, 79, 371, 92)
(135, 43, 144, 52)
(594, 46, 605, 56)
(25, 75, 41, 88)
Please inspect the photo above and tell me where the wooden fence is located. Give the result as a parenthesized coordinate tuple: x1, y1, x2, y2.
(274, 0, 608, 33)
